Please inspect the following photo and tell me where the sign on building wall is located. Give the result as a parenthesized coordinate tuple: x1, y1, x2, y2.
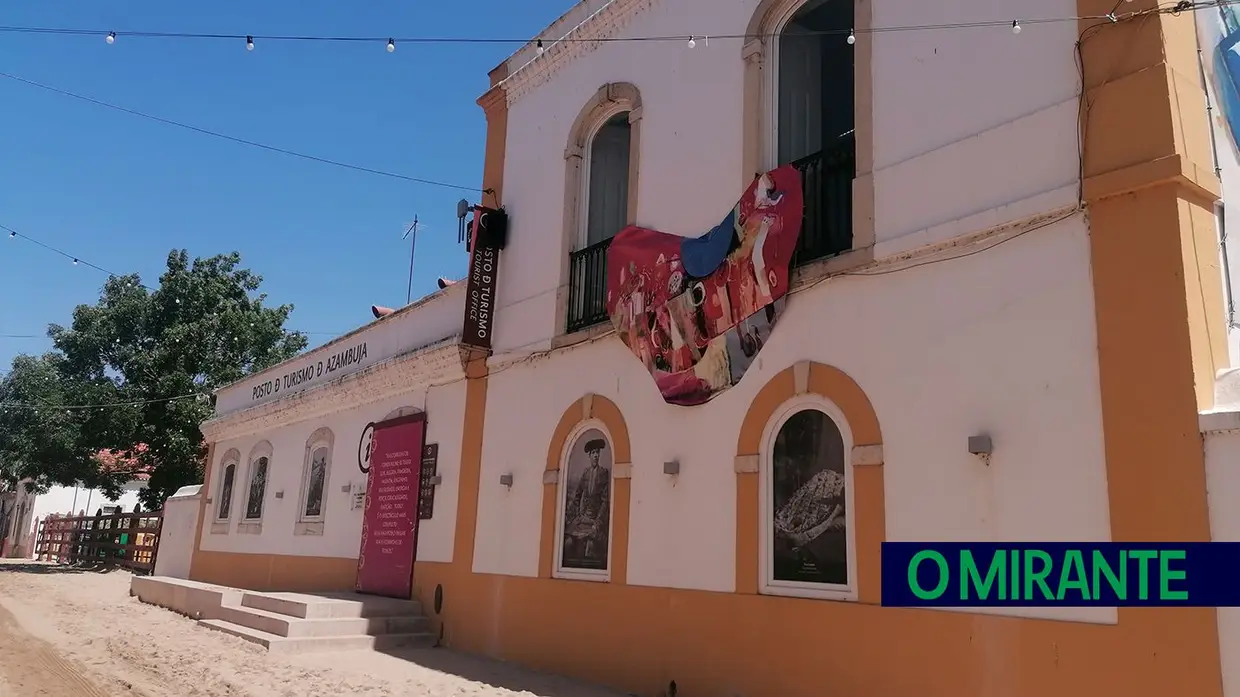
(605, 165, 804, 406)
(418, 443, 439, 520)
(461, 207, 508, 352)
(355, 413, 427, 599)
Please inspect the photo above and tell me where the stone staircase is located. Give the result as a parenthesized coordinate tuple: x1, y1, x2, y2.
(198, 590, 435, 654)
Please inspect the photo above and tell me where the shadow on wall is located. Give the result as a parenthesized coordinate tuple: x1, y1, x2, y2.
(375, 646, 629, 697)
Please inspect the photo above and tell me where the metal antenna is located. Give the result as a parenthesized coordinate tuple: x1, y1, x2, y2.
(403, 215, 419, 305)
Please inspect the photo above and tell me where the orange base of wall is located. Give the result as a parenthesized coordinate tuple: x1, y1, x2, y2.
(189, 550, 1220, 697)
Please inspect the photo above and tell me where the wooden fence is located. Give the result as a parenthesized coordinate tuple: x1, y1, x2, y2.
(34, 511, 163, 574)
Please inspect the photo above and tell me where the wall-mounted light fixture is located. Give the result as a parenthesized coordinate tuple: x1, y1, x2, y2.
(968, 435, 993, 466)
(428, 475, 443, 486)
(274, 490, 284, 499)
(499, 473, 514, 488)
(663, 460, 681, 476)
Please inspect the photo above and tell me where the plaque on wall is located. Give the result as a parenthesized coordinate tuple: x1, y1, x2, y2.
(418, 443, 439, 520)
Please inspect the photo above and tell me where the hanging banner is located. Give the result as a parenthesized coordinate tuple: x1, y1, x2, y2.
(605, 165, 803, 406)
(355, 413, 426, 599)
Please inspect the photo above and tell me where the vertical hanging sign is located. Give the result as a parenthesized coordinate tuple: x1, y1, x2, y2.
(461, 207, 508, 351)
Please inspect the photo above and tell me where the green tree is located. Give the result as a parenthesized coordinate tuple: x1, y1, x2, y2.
(1, 250, 308, 509)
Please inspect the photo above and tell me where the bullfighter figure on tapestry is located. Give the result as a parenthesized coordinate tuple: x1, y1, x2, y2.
(605, 165, 804, 406)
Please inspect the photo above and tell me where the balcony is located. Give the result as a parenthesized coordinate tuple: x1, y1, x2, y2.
(566, 236, 613, 333)
(790, 132, 856, 266)
(564, 135, 855, 334)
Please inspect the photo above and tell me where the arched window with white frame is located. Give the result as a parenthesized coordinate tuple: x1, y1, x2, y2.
(244, 442, 272, 522)
(759, 395, 855, 600)
(563, 82, 642, 335)
(554, 423, 615, 580)
(299, 428, 335, 523)
(768, 0, 856, 264)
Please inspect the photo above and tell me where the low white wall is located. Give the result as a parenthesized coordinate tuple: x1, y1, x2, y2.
(154, 485, 202, 579)
(1202, 410, 1240, 697)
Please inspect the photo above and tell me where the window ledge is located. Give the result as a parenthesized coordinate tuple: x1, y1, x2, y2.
(294, 521, 325, 536)
(552, 322, 614, 351)
(790, 246, 874, 291)
(551, 571, 611, 583)
(209, 521, 230, 535)
(237, 521, 263, 535)
(760, 585, 857, 603)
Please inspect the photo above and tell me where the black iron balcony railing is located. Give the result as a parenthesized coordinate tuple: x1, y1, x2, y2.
(791, 132, 856, 266)
(565, 136, 855, 334)
(566, 235, 614, 333)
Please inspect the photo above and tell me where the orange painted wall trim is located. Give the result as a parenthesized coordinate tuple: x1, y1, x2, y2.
(538, 394, 632, 583)
(734, 362, 885, 602)
(1078, 2, 1224, 695)
(185, 442, 216, 580)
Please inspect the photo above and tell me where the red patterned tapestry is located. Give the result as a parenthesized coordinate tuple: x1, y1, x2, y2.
(605, 166, 803, 406)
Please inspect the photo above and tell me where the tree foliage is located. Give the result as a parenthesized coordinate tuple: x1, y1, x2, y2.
(0, 250, 307, 509)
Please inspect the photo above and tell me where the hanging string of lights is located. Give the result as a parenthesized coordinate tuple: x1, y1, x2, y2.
(0, 391, 208, 413)
(0, 0, 1224, 50)
(0, 222, 345, 337)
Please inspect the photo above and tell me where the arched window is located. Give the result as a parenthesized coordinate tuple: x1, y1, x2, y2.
(554, 425, 615, 580)
(757, 0, 857, 265)
(583, 112, 632, 247)
(216, 463, 237, 521)
(299, 428, 335, 522)
(760, 396, 854, 599)
(562, 83, 642, 334)
(244, 442, 273, 522)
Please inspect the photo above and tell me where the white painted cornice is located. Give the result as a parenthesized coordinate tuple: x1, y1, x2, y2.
(201, 339, 465, 443)
(498, 0, 658, 106)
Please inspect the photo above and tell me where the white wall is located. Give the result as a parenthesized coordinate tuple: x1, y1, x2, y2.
(214, 284, 465, 414)
(154, 485, 202, 579)
(1196, 8, 1240, 366)
(476, 213, 1115, 624)
(200, 380, 467, 564)
(1202, 413, 1240, 697)
(492, 0, 1081, 354)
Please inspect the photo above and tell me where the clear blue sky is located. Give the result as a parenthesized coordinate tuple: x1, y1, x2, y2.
(0, 0, 566, 369)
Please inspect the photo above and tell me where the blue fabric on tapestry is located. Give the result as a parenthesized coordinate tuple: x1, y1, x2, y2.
(680, 208, 738, 278)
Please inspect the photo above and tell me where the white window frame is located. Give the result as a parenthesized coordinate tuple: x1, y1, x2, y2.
(215, 455, 239, 522)
(242, 441, 273, 523)
(553, 419, 616, 582)
(298, 430, 334, 523)
(577, 107, 633, 251)
(758, 393, 857, 601)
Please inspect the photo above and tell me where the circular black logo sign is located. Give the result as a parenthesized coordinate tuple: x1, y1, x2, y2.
(358, 422, 376, 474)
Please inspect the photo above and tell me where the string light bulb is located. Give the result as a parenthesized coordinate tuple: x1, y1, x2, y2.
(72, 258, 79, 265)
(246, 35, 254, 51)
(8, 231, 14, 239)
(847, 29, 856, 44)
(687, 35, 696, 48)
(386, 38, 395, 52)
(1011, 20, 1022, 34)
(536, 39, 544, 55)
(105, 32, 116, 45)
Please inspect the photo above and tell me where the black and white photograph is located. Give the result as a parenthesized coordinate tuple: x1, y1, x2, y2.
(770, 409, 848, 586)
(560, 429, 612, 571)
(304, 447, 328, 518)
(245, 456, 268, 520)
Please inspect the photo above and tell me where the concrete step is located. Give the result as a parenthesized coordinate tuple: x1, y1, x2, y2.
(239, 591, 423, 619)
(217, 604, 430, 638)
(198, 619, 435, 654)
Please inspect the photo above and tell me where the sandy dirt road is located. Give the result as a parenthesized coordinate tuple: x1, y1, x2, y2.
(0, 559, 624, 697)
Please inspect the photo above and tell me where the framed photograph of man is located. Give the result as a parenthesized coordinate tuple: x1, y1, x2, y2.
(559, 428, 613, 573)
